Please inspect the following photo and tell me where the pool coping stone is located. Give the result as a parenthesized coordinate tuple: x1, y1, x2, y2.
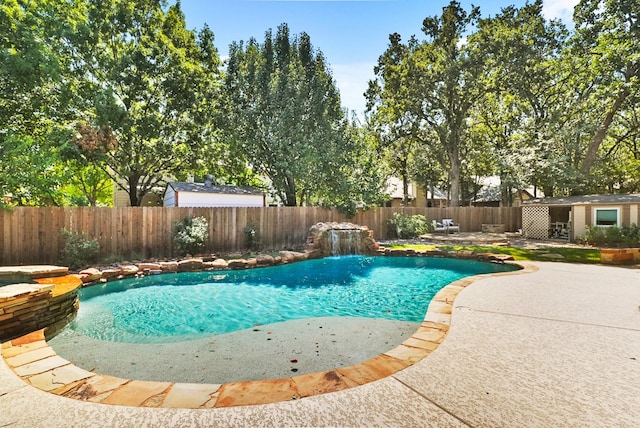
(1, 258, 535, 408)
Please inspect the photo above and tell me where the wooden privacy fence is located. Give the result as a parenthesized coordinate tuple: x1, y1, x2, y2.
(352, 206, 522, 240)
(0, 206, 522, 265)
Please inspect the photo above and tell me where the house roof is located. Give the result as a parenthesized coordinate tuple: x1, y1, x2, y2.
(524, 193, 640, 206)
(472, 175, 543, 202)
(427, 187, 448, 200)
(167, 182, 264, 196)
(385, 177, 416, 200)
(473, 185, 502, 203)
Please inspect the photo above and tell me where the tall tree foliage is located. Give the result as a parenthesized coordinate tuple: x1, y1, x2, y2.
(67, 0, 222, 206)
(572, 0, 640, 179)
(368, 1, 485, 206)
(0, 0, 83, 207)
(469, 0, 567, 200)
(415, 2, 485, 207)
(225, 23, 383, 210)
(590, 91, 640, 193)
(319, 115, 389, 215)
(366, 33, 424, 206)
(370, 0, 640, 202)
(5, 0, 640, 210)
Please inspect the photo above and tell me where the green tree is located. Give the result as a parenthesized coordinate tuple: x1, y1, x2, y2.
(366, 33, 424, 206)
(469, 1, 568, 200)
(224, 24, 359, 207)
(368, 2, 486, 207)
(0, 0, 83, 207)
(590, 93, 640, 193)
(414, 1, 485, 207)
(0, 135, 70, 206)
(67, 0, 223, 206)
(63, 161, 113, 206)
(313, 115, 389, 215)
(572, 0, 640, 177)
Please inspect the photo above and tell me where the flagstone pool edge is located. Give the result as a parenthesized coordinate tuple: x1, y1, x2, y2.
(1, 261, 536, 408)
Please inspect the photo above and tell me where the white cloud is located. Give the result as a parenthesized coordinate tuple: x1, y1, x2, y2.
(542, 0, 579, 24)
(332, 62, 376, 116)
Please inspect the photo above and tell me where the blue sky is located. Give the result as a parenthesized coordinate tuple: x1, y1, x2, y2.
(180, 0, 578, 115)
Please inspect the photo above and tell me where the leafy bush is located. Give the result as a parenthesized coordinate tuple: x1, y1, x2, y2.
(60, 229, 99, 269)
(622, 223, 640, 243)
(582, 224, 640, 247)
(387, 212, 431, 239)
(581, 226, 607, 246)
(172, 216, 209, 256)
(605, 225, 625, 244)
(244, 223, 261, 251)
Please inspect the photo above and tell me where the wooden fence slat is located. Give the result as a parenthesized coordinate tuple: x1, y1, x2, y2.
(0, 206, 522, 265)
(0, 208, 5, 264)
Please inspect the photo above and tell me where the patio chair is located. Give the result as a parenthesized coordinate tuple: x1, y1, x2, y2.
(442, 219, 460, 234)
(432, 220, 448, 233)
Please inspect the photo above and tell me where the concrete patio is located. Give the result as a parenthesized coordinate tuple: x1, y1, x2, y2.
(1, 261, 639, 427)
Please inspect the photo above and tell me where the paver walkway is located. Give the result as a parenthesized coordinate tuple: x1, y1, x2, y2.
(1, 261, 639, 427)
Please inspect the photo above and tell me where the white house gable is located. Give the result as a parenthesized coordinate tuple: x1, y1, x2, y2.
(164, 181, 265, 208)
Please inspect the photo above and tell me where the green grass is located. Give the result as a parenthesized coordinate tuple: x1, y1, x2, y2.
(386, 243, 601, 264)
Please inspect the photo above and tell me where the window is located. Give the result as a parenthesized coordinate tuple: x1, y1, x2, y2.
(594, 207, 620, 227)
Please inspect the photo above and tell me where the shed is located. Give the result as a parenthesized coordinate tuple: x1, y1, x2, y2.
(522, 193, 640, 241)
(163, 181, 266, 208)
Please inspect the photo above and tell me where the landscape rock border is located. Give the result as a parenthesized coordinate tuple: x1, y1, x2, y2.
(70, 221, 516, 287)
(74, 246, 515, 287)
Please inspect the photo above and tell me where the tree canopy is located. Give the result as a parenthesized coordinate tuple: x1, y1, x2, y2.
(224, 23, 386, 211)
(2, 0, 640, 210)
(64, 0, 223, 206)
(367, 0, 640, 204)
(0, 0, 83, 206)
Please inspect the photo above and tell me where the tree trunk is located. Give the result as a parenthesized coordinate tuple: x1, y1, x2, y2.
(128, 175, 140, 207)
(448, 144, 461, 207)
(499, 172, 514, 207)
(284, 175, 297, 206)
(580, 85, 630, 175)
(401, 172, 410, 207)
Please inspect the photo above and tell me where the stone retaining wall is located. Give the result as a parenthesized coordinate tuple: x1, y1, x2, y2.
(600, 248, 640, 265)
(481, 224, 506, 233)
(72, 247, 516, 287)
(0, 277, 80, 341)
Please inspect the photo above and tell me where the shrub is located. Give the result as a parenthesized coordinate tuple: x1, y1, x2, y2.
(244, 223, 261, 251)
(621, 223, 640, 245)
(60, 229, 99, 269)
(388, 212, 431, 239)
(604, 225, 625, 244)
(581, 226, 607, 246)
(172, 216, 209, 256)
(582, 224, 640, 247)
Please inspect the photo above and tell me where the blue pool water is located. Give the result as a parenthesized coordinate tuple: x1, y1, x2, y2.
(71, 256, 518, 343)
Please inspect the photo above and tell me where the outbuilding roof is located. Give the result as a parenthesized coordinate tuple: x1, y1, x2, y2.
(167, 182, 264, 196)
(524, 193, 640, 206)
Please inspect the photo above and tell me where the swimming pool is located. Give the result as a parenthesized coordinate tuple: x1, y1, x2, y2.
(70, 255, 518, 343)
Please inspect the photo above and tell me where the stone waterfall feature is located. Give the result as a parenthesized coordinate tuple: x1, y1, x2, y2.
(305, 222, 379, 259)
